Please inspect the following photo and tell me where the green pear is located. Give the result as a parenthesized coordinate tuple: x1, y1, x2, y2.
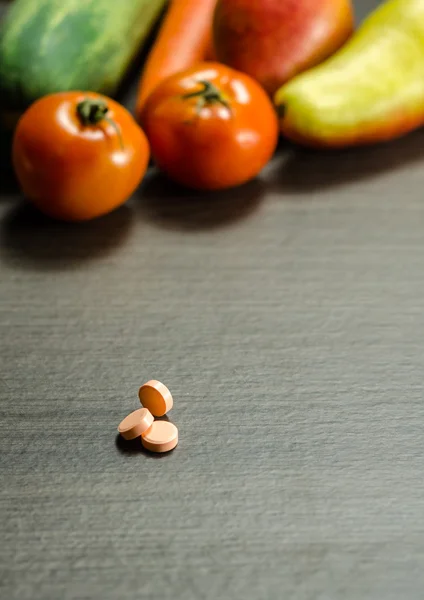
(275, 0, 424, 147)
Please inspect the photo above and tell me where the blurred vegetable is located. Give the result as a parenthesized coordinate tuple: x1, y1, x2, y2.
(142, 63, 278, 190)
(275, 0, 424, 147)
(0, 0, 167, 117)
(204, 36, 217, 61)
(213, 0, 354, 96)
(135, 0, 218, 120)
(13, 92, 149, 221)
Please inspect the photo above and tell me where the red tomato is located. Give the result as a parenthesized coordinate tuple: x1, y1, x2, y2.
(13, 92, 150, 221)
(141, 62, 278, 190)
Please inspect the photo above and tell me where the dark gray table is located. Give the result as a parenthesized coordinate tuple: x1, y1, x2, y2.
(2, 1, 424, 598)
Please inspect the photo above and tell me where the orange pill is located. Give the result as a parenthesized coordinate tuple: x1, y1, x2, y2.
(118, 408, 154, 440)
(138, 380, 173, 417)
(141, 421, 178, 453)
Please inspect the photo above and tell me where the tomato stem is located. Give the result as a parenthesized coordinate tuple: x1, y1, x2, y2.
(76, 98, 124, 150)
(182, 80, 232, 114)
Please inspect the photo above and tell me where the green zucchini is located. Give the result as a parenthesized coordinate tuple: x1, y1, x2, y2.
(0, 0, 167, 113)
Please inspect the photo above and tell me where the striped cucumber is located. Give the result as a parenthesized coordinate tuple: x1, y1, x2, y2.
(0, 0, 167, 114)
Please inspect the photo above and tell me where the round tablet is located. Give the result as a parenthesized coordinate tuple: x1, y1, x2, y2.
(138, 380, 173, 417)
(118, 408, 154, 440)
(141, 421, 178, 453)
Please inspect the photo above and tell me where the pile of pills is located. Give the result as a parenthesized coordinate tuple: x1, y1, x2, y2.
(118, 380, 178, 453)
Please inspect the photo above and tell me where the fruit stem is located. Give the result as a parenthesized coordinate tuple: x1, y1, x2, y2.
(76, 98, 124, 150)
(182, 80, 232, 114)
(276, 103, 286, 119)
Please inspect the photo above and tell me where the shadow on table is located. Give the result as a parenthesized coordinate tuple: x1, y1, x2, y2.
(269, 128, 424, 194)
(0, 202, 134, 271)
(0, 167, 19, 199)
(136, 169, 267, 232)
(115, 431, 175, 460)
(0, 125, 20, 200)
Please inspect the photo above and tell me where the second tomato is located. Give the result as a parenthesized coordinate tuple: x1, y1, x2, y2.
(141, 63, 279, 190)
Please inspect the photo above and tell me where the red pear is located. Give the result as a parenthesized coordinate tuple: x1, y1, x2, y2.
(213, 0, 354, 96)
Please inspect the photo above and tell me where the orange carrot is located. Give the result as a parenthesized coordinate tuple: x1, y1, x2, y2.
(136, 0, 218, 121)
(204, 34, 217, 61)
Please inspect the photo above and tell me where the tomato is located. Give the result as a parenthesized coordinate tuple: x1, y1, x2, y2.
(141, 62, 278, 190)
(13, 92, 149, 221)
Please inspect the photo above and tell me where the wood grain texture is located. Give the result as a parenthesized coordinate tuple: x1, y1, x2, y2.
(2, 1, 424, 598)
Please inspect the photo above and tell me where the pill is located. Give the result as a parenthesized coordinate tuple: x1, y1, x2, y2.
(118, 408, 154, 440)
(141, 421, 178, 453)
(138, 380, 173, 417)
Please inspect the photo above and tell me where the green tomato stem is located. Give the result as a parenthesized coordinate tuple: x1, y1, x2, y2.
(182, 80, 232, 114)
(76, 98, 124, 150)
